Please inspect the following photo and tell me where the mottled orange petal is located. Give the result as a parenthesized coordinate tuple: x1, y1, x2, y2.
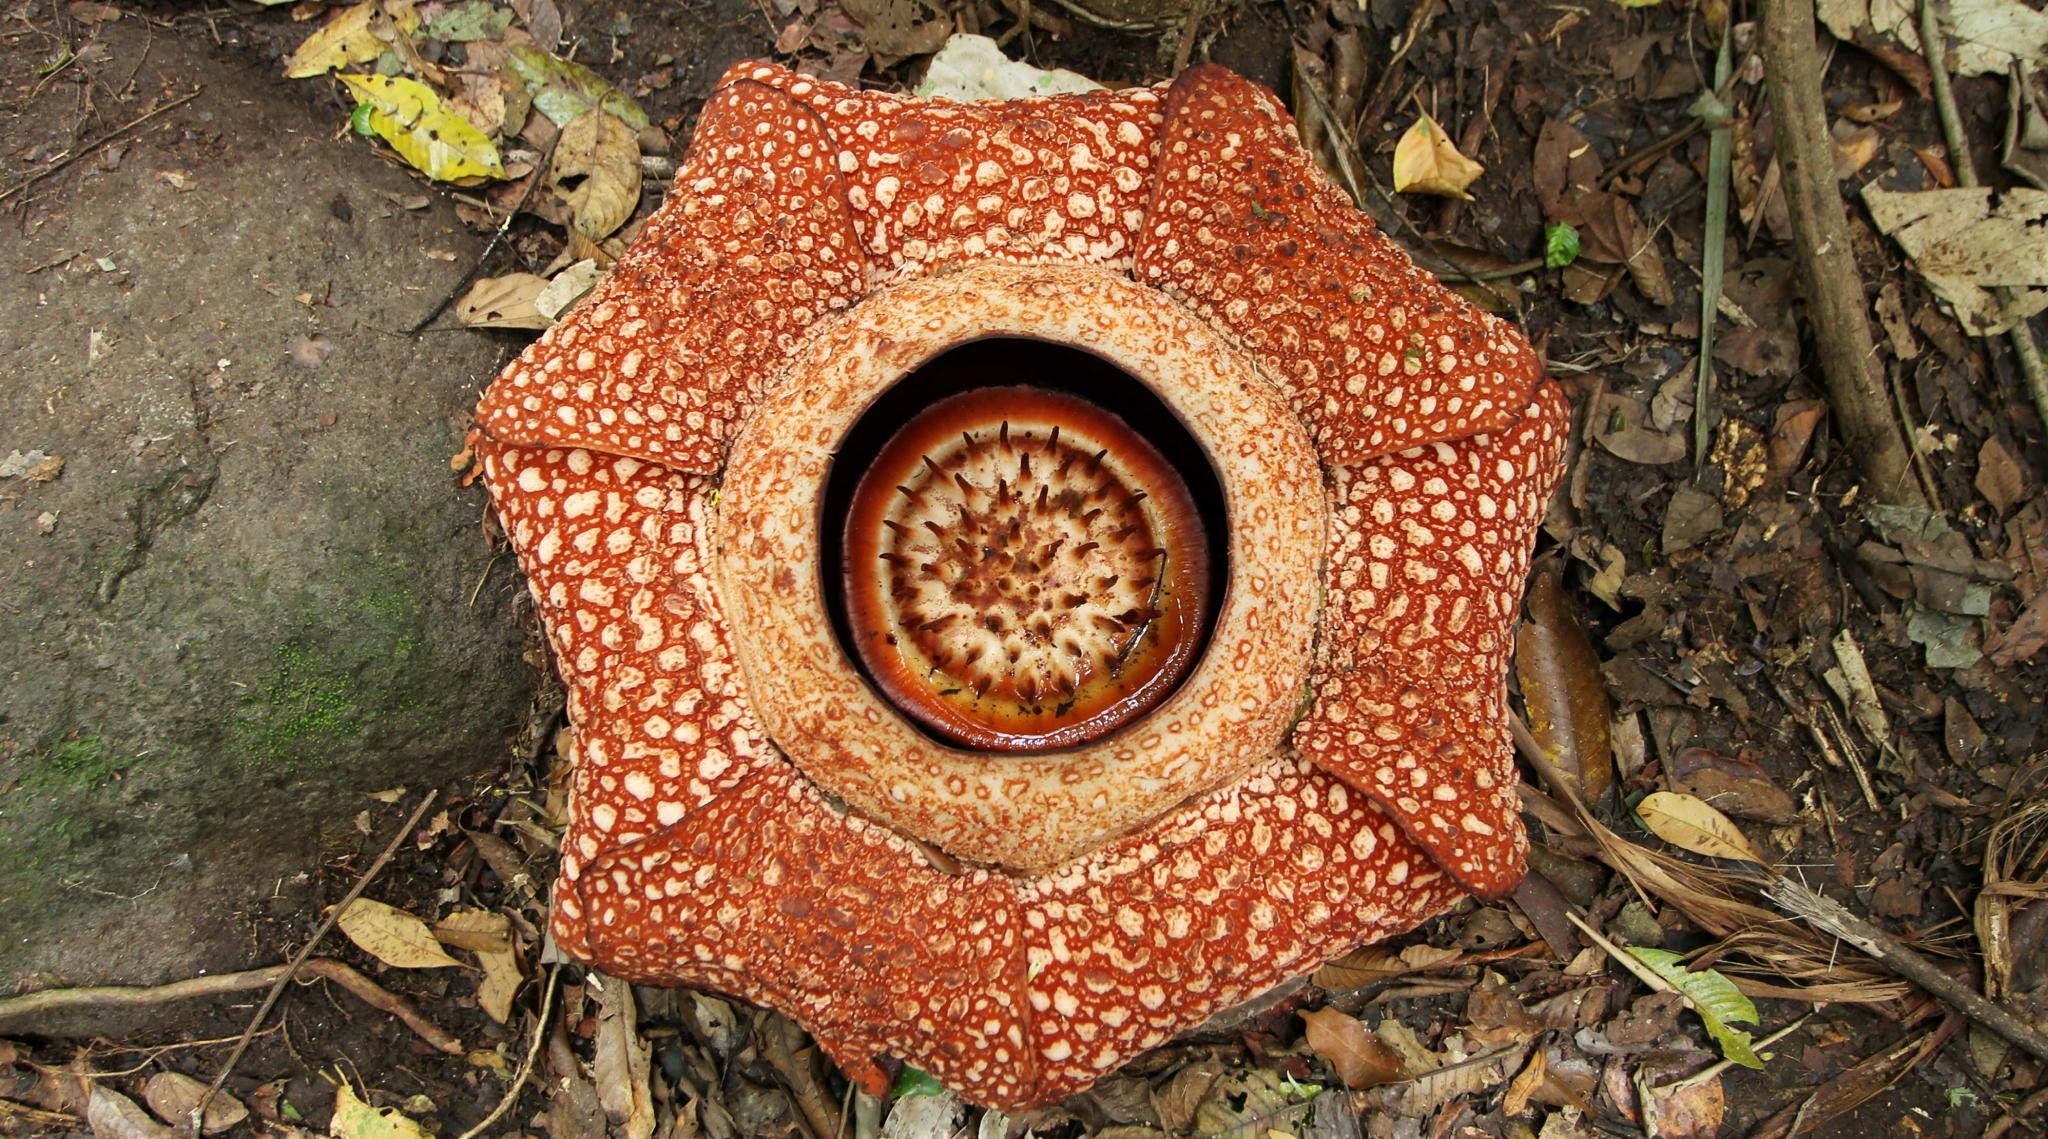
(1135, 65, 1541, 464)
(576, 764, 1036, 1106)
(474, 79, 869, 472)
(1020, 754, 1462, 1103)
(1294, 382, 1569, 898)
(473, 436, 779, 958)
(731, 61, 1166, 279)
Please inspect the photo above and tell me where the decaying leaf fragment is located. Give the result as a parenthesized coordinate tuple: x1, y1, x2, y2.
(331, 1083, 430, 1139)
(1863, 185, 2048, 335)
(1393, 114, 1485, 198)
(551, 110, 642, 240)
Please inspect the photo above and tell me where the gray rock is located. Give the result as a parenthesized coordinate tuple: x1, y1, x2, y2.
(0, 19, 533, 985)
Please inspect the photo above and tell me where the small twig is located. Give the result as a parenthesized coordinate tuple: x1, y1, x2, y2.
(188, 789, 440, 1136)
(0, 958, 458, 1054)
(1757, 0, 1927, 507)
(407, 136, 561, 334)
(1917, 0, 2048, 433)
(454, 964, 559, 1139)
(1763, 876, 2048, 1063)
(0, 87, 201, 203)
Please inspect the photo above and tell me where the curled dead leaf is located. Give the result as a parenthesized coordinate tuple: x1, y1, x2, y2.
(1392, 114, 1484, 199)
(1515, 570, 1614, 805)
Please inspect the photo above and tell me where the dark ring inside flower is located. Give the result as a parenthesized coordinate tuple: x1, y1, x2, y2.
(830, 340, 1222, 753)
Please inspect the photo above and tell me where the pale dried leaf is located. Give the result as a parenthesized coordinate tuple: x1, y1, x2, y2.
(1392, 114, 1484, 198)
(88, 1085, 175, 1139)
(458, 273, 551, 329)
(592, 976, 655, 1139)
(434, 907, 512, 953)
(142, 1073, 247, 1135)
(476, 944, 523, 1023)
(538, 260, 605, 320)
(553, 111, 642, 240)
(337, 898, 463, 969)
(1636, 791, 1767, 865)
(882, 1092, 966, 1139)
(1863, 185, 2048, 334)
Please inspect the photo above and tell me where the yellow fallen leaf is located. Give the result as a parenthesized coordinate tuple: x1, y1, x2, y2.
(337, 898, 463, 969)
(338, 74, 504, 184)
(332, 1083, 429, 1139)
(1637, 790, 1768, 865)
(1391, 113, 1484, 199)
(283, 0, 418, 79)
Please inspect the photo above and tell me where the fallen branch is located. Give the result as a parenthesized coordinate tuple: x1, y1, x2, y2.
(0, 957, 459, 1055)
(1757, 0, 1928, 507)
(1763, 876, 2048, 1063)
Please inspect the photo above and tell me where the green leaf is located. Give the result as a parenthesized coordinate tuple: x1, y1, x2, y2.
(506, 46, 648, 132)
(1625, 946, 1765, 1069)
(338, 73, 504, 183)
(1544, 222, 1581, 269)
(890, 1067, 948, 1099)
(351, 100, 377, 136)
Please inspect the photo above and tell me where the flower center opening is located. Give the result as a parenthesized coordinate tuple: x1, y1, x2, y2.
(829, 339, 1221, 754)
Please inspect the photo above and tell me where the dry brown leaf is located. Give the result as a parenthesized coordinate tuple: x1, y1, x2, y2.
(1392, 114, 1484, 199)
(142, 1073, 247, 1135)
(434, 907, 512, 953)
(457, 274, 551, 329)
(1977, 435, 2027, 515)
(1501, 1047, 1547, 1116)
(1516, 571, 1614, 805)
(1590, 393, 1688, 465)
(1987, 586, 2048, 666)
(552, 110, 642, 241)
(1301, 1007, 1406, 1089)
(88, 1085, 175, 1139)
(476, 944, 523, 1023)
(1863, 185, 2048, 334)
(337, 898, 463, 969)
(1636, 792, 1767, 866)
(1314, 943, 1462, 990)
(591, 976, 655, 1139)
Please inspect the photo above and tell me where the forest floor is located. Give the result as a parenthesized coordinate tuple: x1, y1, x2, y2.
(2, 0, 2046, 1136)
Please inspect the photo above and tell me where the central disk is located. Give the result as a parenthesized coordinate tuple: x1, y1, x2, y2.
(842, 385, 1211, 753)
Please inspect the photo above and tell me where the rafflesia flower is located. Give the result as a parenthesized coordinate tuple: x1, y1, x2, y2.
(471, 58, 1568, 1109)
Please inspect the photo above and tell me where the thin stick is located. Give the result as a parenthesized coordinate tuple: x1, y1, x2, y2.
(0, 88, 202, 203)
(454, 964, 559, 1139)
(1763, 875, 2048, 1063)
(187, 789, 439, 1136)
(1757, 0, 1927, 508)
(0, 958, 458, 1054)
(1917, 0, 2048, 433)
